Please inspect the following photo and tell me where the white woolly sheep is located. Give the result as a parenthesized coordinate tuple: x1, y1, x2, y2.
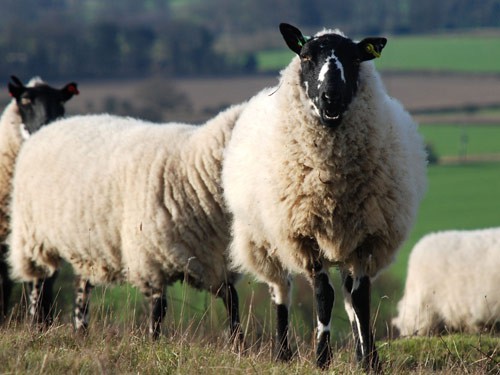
(0, 76, 78, 322)
(222, 23, 427, 371)
(393, 228, 500, 336)
(8, 104, 244, 340)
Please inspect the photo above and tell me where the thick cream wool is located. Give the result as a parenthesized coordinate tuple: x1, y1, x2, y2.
(393, 228, 500, 335)
(223, 52, 427, 287)
(8, 103, 244, 295)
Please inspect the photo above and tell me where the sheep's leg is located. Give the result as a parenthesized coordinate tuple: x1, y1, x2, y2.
(149, 288, 167, 339)
(73, 276, 93, 333)
(0, 246, 13, 323)
(342, 271, 381, 373)
(29, 274, 57, 327)
(269, 276, 293, 362)
(312, 264, 334, 369)
(217, 282, 243, 345)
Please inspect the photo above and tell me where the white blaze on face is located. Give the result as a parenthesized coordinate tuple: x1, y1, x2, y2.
(304, 80, 321, 117)
(318, 50, 345, 89)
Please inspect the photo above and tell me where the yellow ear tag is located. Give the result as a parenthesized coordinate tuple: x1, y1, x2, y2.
(366, 43, 381, 58)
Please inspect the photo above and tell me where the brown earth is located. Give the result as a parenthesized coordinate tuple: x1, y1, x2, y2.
(66, 72, 500, 124)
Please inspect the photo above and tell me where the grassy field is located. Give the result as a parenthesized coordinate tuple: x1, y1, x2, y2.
(388, 123, 500, 281)
(419, 124, 500, 159)
(391, 161, 500, 280)
(0, 321, 498, 374)
(257, 33, 500, 74)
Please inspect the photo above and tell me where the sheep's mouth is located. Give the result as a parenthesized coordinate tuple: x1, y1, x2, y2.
(320, 109, 342, 127)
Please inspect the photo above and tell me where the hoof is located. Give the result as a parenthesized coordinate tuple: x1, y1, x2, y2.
(276, 345, 293, 362)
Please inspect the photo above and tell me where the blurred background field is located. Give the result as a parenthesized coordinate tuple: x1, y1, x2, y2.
(1, 1, 499, 371)
(258, 33, 500, 74)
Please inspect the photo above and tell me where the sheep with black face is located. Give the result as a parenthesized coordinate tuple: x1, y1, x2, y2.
(222, 23, 427, 371)
(0, 76, 78, 323)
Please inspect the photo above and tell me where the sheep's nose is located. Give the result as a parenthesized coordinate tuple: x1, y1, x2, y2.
(321, 92, 332, 103)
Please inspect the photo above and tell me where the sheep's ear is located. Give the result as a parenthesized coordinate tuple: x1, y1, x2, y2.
(280, 23, 308, 55)
(357, 37, 387, 61)
(60, 82, 79, 102)
(8, 75, 25, 99)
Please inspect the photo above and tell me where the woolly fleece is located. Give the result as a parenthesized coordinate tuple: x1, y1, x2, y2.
(223, 49, 427, 286)
(9, 104, 244, 295)
(393, 228, 500, 335)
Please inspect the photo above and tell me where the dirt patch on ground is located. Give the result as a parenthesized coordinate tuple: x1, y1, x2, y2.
(66, 72, 500, 124)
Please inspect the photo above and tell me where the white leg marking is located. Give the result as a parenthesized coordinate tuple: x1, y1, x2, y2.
(316, 270, 334, 339)
(269, 280, 291, 307)
(345, 276, 367, 357)
(317, 318, 331, 340)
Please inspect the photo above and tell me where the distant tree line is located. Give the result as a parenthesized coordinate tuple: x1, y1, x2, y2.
(0, 0, 498, 80)
(0, 18, 255, 80)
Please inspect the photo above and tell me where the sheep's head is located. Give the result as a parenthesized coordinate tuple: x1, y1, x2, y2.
(280, 23, 386, 128)
(8, 75, 79, 136)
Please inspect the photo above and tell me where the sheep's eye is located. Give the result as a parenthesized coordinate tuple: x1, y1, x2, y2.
(21, 97, 31, 106)
(300, 54, 312, 62)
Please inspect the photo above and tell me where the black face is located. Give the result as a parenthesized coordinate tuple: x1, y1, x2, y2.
(279, 23, 387, 128)
(299, 34, 360, 127)
(8, 75, 79, 135)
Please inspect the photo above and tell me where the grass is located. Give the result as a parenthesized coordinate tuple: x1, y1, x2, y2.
(419, 124, 500, 159)
(256, 33, 500, 74)
(390, 162, 500, 282)
(377, 35, 500, 74)
(0, 319, 498, 374)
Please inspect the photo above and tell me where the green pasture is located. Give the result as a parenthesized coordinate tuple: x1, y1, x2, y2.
(419, 123, 500, 158)
(390, 162, 500, 281)
(257, 33, 500, 74)
(389, 123, 500, 280)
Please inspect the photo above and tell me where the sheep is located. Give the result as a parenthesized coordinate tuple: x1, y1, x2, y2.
(222, 23, 427, 371)
(8, 103, 245, 341)
(392, 228, 500, 336)
(0, 75, 78, 323)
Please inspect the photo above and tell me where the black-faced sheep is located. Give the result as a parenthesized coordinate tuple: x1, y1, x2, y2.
(0, 76, 78, 323)
(222, 23, 427, 371)
(393, 228, 500, 336)
(8, 104, 244, 341)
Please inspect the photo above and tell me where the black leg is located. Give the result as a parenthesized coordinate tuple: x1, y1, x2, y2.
(313, 268, 334, 369)
(219, 283, 243, 345)
(73, 275, 93, 333)
(342, 272, 381, 373)
(268, 276, 292, 361)
(0, 246, 13, 323)
(276, 303, 292, 361)
(149, 289, 167, 340)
